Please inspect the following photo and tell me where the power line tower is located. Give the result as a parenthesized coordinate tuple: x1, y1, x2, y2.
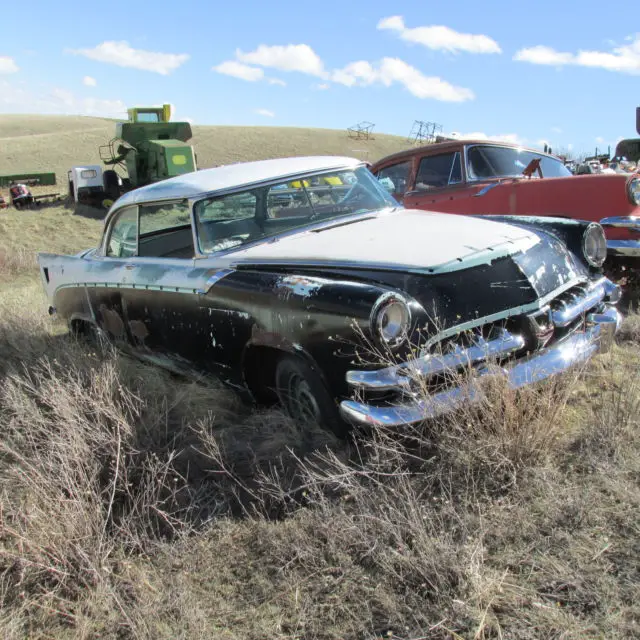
(347, 121, 375, 140)
(408, 120, 443, 145)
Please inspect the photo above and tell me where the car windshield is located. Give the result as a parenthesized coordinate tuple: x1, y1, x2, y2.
(194, 165, 398, 254)
(466, 145, 573, 179)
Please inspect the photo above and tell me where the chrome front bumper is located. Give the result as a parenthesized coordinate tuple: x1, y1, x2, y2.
(339, 304, 621, 429)
(601, 216, 640, 257)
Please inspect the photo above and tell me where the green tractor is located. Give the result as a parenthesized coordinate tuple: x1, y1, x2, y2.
(100, 104, 197, 201)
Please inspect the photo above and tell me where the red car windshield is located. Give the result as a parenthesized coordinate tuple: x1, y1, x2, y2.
(467, 145, 573, 180)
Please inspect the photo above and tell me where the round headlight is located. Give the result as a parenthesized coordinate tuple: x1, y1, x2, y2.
(628, 177, 640, 205)
(582, 223, 607, 268)
(371, 294, 411, 348)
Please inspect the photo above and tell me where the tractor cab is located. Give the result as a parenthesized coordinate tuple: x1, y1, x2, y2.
(99, 103, 197, 201)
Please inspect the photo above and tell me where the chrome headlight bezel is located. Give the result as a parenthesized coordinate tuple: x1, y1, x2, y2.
(370, 292, 411, 349)
(627, 176, 640, 205)
(582, 223, 607, 268)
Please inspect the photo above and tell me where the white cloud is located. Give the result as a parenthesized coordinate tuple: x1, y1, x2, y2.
(69, 41, 189, 75)
(0, 56, 19, 74)
(595, 136, 605, 144)
(552, 126, 563, 134)
(215, 42, 473, 101)
(213, 60, 264, 81)
(83, 75, 97, 87)
(0, 79, 126, 118)
(513, 45, 573, 65)
(377, 15, 501, 54)
(267, 77, 286, 86)
(313, 83, 330, 90)
(255, 108, 275, 117)
(237, 44, 326, 77)
(514, 35, 640, 74)
(332, 57, 474, 102)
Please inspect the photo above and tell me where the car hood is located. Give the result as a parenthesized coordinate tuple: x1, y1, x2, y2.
(227, 209, 540, 274)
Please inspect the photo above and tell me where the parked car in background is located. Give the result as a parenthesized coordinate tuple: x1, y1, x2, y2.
(371, 140, 640, 270)
(38, 157, 621, 433)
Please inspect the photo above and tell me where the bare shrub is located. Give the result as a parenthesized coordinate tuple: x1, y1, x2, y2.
(0, 246, 35, 278)
(0, 286, 638, 638)
(616, 311, 640, 343)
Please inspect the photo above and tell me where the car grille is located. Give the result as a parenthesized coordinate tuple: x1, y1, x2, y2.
(348, 278, 608, 399)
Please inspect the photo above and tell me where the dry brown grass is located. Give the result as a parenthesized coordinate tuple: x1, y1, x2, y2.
(0, 268, 639, 638)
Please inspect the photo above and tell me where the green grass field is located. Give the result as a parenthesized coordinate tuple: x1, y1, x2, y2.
(0, 115, 639, 639)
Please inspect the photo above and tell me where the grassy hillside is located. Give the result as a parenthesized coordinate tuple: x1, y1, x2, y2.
(0, 115, 412, 187)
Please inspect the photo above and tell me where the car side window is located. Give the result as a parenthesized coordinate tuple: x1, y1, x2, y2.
(415, 152, 462, 190)
(376, 161, 411, 195)
(195, 192, 259, 253)
(138, 201, 194, 258)
(267, 181, 314, 219)
(106, 206, 138, 258)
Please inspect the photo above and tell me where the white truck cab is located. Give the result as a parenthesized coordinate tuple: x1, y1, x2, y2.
(68, 165, 105, 206)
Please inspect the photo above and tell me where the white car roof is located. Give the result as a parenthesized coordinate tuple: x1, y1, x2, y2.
(112, 156, 364, 208)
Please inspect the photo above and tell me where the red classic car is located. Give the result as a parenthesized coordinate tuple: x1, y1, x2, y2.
(371, 140, 640, 269)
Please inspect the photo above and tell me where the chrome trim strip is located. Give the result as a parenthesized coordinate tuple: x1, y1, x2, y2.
(347, 329, 525, 391)
(196, 268, 235, 295)
(340, 306, 621, 428)
(600, 216, 640, 231)
(54, 282, 200, 295)
(550, 282, 606, 327)
(473, 182, 503, 197)
(607, 239, 640, 257)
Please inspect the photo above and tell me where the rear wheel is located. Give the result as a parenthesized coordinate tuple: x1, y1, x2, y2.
(103, 170, 120, 201)
(275, 355, 346, 436)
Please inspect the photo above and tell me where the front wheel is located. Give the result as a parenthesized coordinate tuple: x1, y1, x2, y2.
(275, 355, 346, 436)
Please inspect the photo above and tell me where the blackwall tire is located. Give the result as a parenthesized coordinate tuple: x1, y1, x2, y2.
(275, 355, 347, 437)
(103, 170, 120, 201)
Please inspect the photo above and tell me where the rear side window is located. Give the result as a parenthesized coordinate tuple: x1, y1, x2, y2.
(138, 201, 194, 258)
(80, 169, 97, 179)
(376, 161, 411, 194)
(416, 152, 462, 190)
(139, 201, 191, 236)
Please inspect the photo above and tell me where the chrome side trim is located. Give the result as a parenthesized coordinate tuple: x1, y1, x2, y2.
(550, 282, 606, 327)
(473, 182, 503, 197)
(606, 239, 640, 257)
(196, 268, 235, 295)
(340, 306, 621, 428)
(600, 216, 640, 231)
(347, 329, 525, 391)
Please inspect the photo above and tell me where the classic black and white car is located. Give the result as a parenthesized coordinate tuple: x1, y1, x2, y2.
(38, 156, 622, 433)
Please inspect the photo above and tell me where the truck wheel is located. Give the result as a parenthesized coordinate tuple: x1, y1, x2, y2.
(103, 170, 120, 201)
(68, 180, 75, 202)
(275, 355, 346, 436)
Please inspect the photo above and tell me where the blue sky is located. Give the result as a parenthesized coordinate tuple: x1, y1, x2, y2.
(0, 0, 638, 156)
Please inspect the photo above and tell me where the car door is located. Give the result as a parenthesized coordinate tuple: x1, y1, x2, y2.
(118, 200, 201, 361)
(403, 151, 467, 210)
(86, 205, 140, 344)
(374, 159, 413, 203)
